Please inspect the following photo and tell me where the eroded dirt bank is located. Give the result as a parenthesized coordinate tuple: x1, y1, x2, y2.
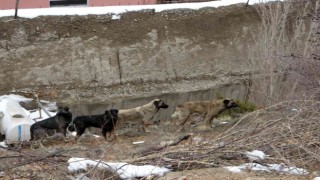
(0, 4, 259, 108)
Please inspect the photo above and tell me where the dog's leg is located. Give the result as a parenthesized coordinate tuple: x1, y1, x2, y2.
(39, 137, 47, 149)
(142, 123, 151, 133)
(30, 129, 35, 149)
(30, 129, 34, 141)
(102, 128, 117, 142)
(137, 124, 144, 132)
(112, 131, 117, 142)
(102, 128, 107, 140)
(175, 108, 191, 127)
(111, 124, 118, 142)
(177, 113, 191, 127)
(30, 140, 36, 150)
(60, 127, 69, 143)
(110, 127, 117, 142)
(178, 116, 190, 126)
(75, 128, 86, 142)
(30, 129, 45, 149)
(204, 113, 216, 129)
(30, 133, 39, 149)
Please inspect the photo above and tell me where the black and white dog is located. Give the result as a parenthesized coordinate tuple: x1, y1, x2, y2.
(68, 109, 119, 141)
(30, 106, 72, 148)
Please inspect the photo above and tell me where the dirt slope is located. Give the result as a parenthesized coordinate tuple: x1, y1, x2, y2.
(0, 3, 259, 106)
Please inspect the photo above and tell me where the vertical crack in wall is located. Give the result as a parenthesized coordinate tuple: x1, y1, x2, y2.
(116, 49, 122, 85)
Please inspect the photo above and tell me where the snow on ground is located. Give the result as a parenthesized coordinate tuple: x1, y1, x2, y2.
(0, 141, 8, 148)
(313, 177, 320, 180)
(68, 157, 170, 179)
(225, 163, 309, 175)
(0, 94, 33, 103)
(245, 150, 268, 161)
(0, 0, 282, 19)
(225, 150, 308, 175)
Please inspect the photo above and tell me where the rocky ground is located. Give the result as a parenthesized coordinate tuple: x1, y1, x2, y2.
(0, 112, 319, 180)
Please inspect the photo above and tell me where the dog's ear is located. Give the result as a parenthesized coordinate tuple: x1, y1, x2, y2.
(58, 106, 63, 111)
(110, 109, 119, 115)
(223, 99, 230, 107)
(154, 100, 160, 107)
(105, 110, 109, 115)
(106, 109, 119, 116)
(67, 125, 75, 132)
(223, 99, 239, 108)
(154, 99, 169, 109)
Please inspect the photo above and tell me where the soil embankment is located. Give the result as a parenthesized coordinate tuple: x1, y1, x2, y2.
(0, 4, 259, 116)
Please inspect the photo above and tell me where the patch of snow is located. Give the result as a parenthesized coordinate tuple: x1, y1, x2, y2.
(0, 94, 33, 103)
(224, 166, 242, 173)
(68, 157, 170, 179)
(0, 0, 283, 18)
(0, 141, 8, 148)
(111, 14, 121, 20)
(268, 163, 285, 172)
(243, 163, 271, 172)
(268, 163, 308, 175)
(279, 166, 309, 175)
(225, 163, 309, 175)
(313, 177, 320, 180)
(245, 150, 268, 161)
(71, 132, 77, 137)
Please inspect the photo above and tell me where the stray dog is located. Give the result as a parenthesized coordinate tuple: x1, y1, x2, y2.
(30, 106, 72, 148)
(171, 99, 238, 128)
(67, 109, 119, 141)
(118, 99, 169, 132)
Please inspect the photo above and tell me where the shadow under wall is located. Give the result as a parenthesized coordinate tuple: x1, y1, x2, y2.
(69, 82, 249, 122)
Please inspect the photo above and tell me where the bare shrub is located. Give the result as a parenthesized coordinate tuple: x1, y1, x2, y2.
(247, 0, 320, 106)
(130, 1, 320, 174)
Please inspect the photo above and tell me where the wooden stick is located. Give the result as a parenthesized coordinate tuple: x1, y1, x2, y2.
(33, 94, 52, 118)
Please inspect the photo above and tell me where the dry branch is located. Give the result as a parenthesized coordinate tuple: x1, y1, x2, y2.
(138, 134, 191, 156)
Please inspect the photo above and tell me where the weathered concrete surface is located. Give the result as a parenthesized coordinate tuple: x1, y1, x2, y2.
(68, 81, 248, 120)
(0, 4, 259, 99)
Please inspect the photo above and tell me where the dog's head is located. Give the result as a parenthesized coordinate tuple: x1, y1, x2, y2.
(105, 109, 119, 120)
(58, 106, 69, 112)
(67, 124, 75, 132)
(63, 106, 70, 111)
(223, 99, 239, 109)
(57, 106, 72, 122)
(153, 99, 169, 109)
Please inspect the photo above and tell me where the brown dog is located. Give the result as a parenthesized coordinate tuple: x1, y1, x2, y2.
(171, 99, 238, 128)
(117, 99, 169, 132)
